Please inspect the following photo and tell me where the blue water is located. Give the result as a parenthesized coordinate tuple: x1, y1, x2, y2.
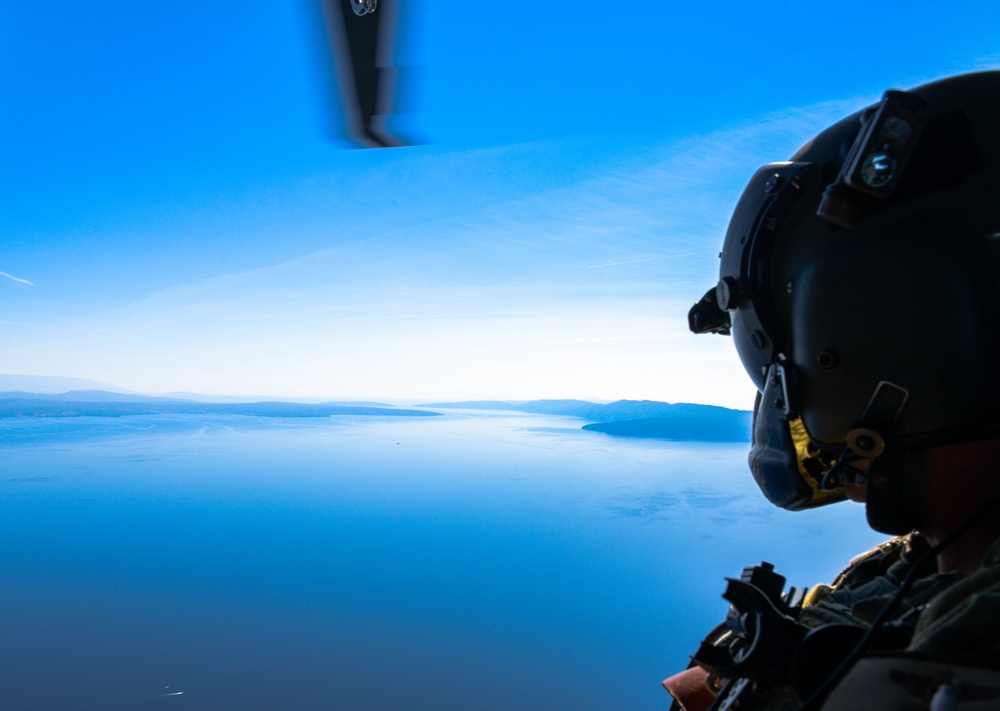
(0, 411, 885, 710)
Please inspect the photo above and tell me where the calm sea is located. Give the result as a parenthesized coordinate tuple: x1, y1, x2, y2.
(0, 410, 885, 710)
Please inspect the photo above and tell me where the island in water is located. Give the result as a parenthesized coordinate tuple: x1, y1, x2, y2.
(420, 399, 752, 442)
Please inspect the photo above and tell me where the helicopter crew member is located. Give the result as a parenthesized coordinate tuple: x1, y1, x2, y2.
(673, 71, 1000, 710)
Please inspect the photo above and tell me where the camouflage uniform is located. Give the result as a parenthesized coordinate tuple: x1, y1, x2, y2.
(817, 536, 1000, 710)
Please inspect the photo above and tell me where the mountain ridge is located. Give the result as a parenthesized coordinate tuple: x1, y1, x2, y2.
(0, 374, 136, 394)
(0, 390, 439, 419)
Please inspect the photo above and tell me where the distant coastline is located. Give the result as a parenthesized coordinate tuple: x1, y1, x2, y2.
(0, 391, 439, 419)
(421, 399, 752, 442)
(0, 382, 752, 442)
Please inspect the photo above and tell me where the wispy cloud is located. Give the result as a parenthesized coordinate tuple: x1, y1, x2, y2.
(0, 271, 34, 287)
(24, 96, 875, 403)
(586, 253, 701, 269)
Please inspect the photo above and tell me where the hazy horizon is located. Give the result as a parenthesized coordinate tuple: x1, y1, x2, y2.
(0, 372, 756, 409)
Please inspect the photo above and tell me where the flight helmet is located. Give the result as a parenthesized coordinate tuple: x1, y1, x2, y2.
(689, 71, 1000, 532)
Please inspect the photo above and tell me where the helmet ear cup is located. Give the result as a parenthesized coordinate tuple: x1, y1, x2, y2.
(749, 390, 807, 509)
(748, 379, 844, 510)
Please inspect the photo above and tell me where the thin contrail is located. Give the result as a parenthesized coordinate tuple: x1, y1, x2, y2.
(0, 271, 34, 286)
(585, 253, 701, 269)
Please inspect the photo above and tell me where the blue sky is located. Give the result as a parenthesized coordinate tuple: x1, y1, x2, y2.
(1, 1, 998, 405)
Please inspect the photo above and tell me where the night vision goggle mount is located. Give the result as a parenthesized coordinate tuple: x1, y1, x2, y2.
(817, 90, 929, 229)
(689, 88, 931, 341)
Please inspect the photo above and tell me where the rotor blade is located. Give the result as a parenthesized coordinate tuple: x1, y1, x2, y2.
(319, 0, 405, 148)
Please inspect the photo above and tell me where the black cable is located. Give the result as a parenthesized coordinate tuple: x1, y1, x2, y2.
(819, 446, 866, 491)
(794, 490, 1000, 710)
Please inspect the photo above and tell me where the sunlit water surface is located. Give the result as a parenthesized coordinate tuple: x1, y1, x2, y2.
(0, 410, 885, 710)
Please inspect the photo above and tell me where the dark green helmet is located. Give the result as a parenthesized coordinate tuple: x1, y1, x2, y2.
(690, 72, 1000, 528)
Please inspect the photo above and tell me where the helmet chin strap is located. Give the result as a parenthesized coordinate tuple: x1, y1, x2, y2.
(819, 447, 869, 490)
